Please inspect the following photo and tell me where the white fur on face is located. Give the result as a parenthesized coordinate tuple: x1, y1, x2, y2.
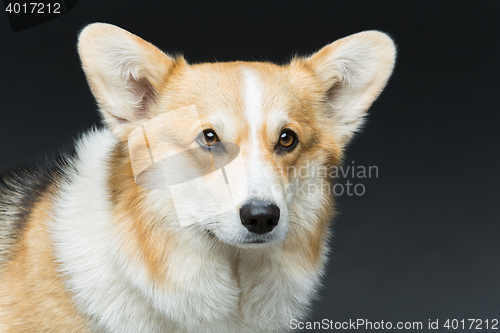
(181, 68, 291, 246)
(213, 68, 290, 245)
(242, 68, 263, 146)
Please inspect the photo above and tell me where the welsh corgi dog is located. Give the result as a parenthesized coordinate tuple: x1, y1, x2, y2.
(0, 23, 395, 332)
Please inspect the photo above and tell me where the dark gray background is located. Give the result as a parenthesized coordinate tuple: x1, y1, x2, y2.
(1, 1, 499, 331)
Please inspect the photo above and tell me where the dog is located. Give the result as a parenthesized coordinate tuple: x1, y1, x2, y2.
(0, 23, 395, 332)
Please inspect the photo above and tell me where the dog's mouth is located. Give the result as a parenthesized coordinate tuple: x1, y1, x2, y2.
(234, 237, 277, 247)
(241, 239, 266, 244)
(205, 229, 275, 245)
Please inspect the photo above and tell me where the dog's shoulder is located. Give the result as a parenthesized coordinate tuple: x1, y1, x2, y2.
(0, 144, 77, 267)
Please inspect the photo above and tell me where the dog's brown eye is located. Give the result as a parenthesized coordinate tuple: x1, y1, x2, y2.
(277, 129, 298, 153)
(279, 131, 294, 148)
(202, 129, 219, 146)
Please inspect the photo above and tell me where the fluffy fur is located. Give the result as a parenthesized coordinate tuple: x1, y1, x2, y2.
(0, 23, 396, 332)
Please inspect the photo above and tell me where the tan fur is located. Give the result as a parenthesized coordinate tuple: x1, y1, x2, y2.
(0, 188, 92, 333)
(107, 142, 180, 284)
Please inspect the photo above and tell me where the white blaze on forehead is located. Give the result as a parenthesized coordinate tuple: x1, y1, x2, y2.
(242, 68, 273, 200)
(240, 68, 288, 218)
(243, 68, 264, 142)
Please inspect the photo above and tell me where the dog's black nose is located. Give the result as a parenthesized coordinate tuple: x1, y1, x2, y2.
(240, 201, 280, 235)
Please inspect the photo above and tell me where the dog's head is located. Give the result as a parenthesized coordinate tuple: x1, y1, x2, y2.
(78, 23, 395, 248)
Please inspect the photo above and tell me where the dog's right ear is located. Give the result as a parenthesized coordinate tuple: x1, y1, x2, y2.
(78, 23, 179, 140)
(291, 31, 396, 146)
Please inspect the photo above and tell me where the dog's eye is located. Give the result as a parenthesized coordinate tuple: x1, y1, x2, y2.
(277, 129, 298, 153)
(198, 129, 220, 147)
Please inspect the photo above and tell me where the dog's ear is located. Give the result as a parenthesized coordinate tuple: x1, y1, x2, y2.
(302, 31, 396, 145)
(78, 23, 179, 140)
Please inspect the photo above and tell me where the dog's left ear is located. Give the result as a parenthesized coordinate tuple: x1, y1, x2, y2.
(302, 31, 396, 145)
(78, 23, 180, 140)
